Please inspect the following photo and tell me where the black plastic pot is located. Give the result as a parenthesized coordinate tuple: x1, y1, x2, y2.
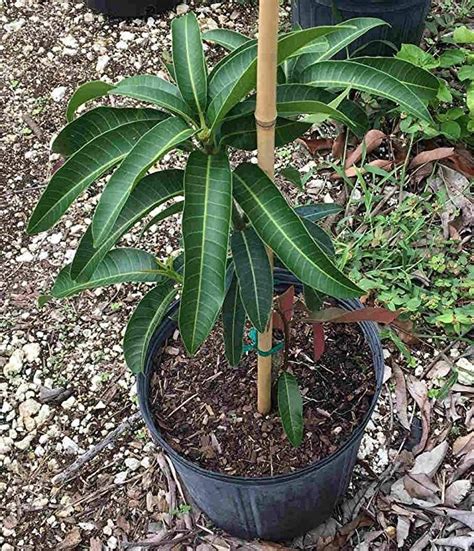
(137, 271, 384, 540)
(87, 0, 179, 17)
(292, 0, 431, 56)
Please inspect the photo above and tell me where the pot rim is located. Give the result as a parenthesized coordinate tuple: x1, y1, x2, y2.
(137, 276, 384, 485)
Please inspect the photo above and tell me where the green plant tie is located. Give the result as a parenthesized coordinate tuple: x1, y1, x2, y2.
(243, 327, 284, 357)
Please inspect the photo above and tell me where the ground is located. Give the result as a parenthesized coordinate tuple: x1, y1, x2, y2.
(1, 1, 473, 550)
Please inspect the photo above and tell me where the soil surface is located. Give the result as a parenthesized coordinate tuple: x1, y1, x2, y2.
(150, 310, 376, 476)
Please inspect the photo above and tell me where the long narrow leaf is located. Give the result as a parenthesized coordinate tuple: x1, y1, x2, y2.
(233, 163, 362, 298)
(92, 117, 194, 247)
(203, 28, 250, 51)
(53, 107, 168, 157)
(222, 274, 246, 366)
(231, 227, 272, 333)
(278, 372, 304, 447)
(124, 282, 176, 373)
(301, 59, 434, 123)
(66, 80, 113, 122)
(295, 203, 342, 221)
(71, 169, 183, 281)
(28, 119, 160, 235)
(172, 13, 207, 119)
(52, 248, 164, 298)
(140, 200, 184, 238)
(179, 151, 232, 354)
(111, 75, 197, 125)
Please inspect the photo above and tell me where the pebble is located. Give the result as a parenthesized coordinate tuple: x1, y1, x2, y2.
(4, 350, 24, 378)
(16, 251, 34, 263)
(115, 40, 128, 50)
(19, 398, 41, 419)
(96, 54, 110, 73)
(62, 436, 84, 455)
(456, 357, 473, 385)
(114, 471, 127, 485)
(51, 86, 67, 102)
(23, 342, 41, 362)
(120, 31, 135, 41)
(14, 434, 35, 451)
(61, 396, 76, 410)
(125, 457, 140, 471)
(176, 3, 189, 15)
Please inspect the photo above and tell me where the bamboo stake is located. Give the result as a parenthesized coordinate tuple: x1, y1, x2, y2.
(255, 0, 279, 415)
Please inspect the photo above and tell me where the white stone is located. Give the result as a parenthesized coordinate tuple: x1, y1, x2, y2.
(23, 342, 41, 362)
(141, 457, 151, 469)
(115, 40, 128, 50)
(114, 471, 127, 485)
(176, 3, 189, 15)
(4, 18, 25, 32)
(107, 536, 118, 549)
(61, 35, 78, 49)
(96, 54, 110, 73)
(0, 437, 13, 454)
(62, 436, 84, 455)
(16, 251, 34, 262)
(61, 396, 76, 410)
(51, 86, 67, 102)
(36, 405, 50, 427)
(19, 398, 41, 419)
(84, 12, 94, 22)
(47, 232, 63, 245)
(125, 457, 140, 471)
(456, 357, 473, 386)
(4, 349, 24, 377)
(14, 434, 34, 451)
(382, 349, 391, 359)
(120, 31, 135, 41)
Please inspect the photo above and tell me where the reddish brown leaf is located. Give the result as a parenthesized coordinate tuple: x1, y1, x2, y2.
(392, 140, 408, 164)
(453, 432, 474, 457)
(443, 146, 474, 178)
(403, 473, 439, 501)
(273, 286, 295, 330)
(299, 137, 333, 156)
(58, 527, 82, 550)
(391, 319, 420, 345)
(345, 159, 393, 178)
(411, 162, 434, 187)
(312, 323, 325, 361)
(407, 377, 430, 455)
(305, 306, 400, 324)
(344, 129, 386, 168)
(332, 131, 346, 159)
(51, 158, 65, 175)
(409, 147, 454, 169)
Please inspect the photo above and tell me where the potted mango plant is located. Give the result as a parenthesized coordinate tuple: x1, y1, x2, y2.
(29, 6, 439, 540)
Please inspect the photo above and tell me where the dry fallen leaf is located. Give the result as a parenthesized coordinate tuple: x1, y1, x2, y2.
(393, 364, 410, 430)
(299, 137, 333, 155)
(426, 360, 452, 380)
(332, 131, 346, 159)
(345, 159, 393, 177)
(407, 376, 431, 455)
(409, 147, 454, 169)
(396, 516, 410, 549)
(445, 479, 471, 506)
(403, 473, 440, 502)
(345, 129, 386, 168)
(58, 527, 82, 550)
(410, 441, 448, 478)
(432, 535, 474, 551)
(453, 432, 474, 457)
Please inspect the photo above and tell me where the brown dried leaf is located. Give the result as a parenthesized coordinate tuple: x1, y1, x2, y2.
(299, 137, 333, 155)
(432, 535, 474, 551)
(345, 159, 393, 178)
(305, 306, 400, 324)
(410, 441, 448, 478)
(453, 432, 474, 457)
(453, 449, 474, 481)
(409, 147, 454, 169)
(332, 131, 346, 159)
(440, 508, 474, 530)
(403, 473, 439, 500)
(407, 376, 430, 455)
(439, 166, 474, 233)
(444, 146, 474, 178)
(426, 360, 452, 380)
(89, 538, 102, 551)
(445, 480, 471, 506)
(396, 516, 411, 549)
(345, 129, 386, 168)
(58, 527, 82, 550)
(393, 365, 410, 430)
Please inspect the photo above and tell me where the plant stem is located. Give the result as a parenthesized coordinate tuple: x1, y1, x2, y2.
(255, 0, 279, 415)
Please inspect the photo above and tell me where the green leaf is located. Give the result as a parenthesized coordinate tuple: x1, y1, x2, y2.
(124, 282, 176, 373)
(231, 227, 272, 333)
(179, 151, 232, 354)
(70, 169, 183, 281)
(301, 219, 335, 256)
(396, 44, 439, 70)
(37, 295, 52, 308)
(458, 65, 474, 82)
(92, 117, 193, 247)
(203, 28, 250, 51)
(222, 274, 246, 366)
(453, 26, 474, 44)
(139, 200, 184, 238)
(66, 80, 113, 122)
(52, 248, 164, 298)
(111, 75, 197, 125)
(302, 59, 435, 123)
(233, 163, 362, 299)
(467, 83, 474, 114)
(438, 49, 466, 68)
(172, 13, 207, 119)
(52, 107, 168, 157)
(220, 115, 310, 151)
(294, 203, 342, 222)
(304, 285, 323, 312)
(278, 372, 303, 447)
(288, 18, 387, 80)
(28, 119, 160, 235)
(207, 26, 342, 129)
(281, 167, 304, 190)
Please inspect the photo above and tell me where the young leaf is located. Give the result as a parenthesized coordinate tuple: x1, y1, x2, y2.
(172, 13, 207, 120)
(27, 119, 161, 235)
(124, 283, 176, 373)
(66, 80, 113, 122)
(274, 285, 295, 331)
(222, 275, 246, 366)
(305, 307, 401, 324)
(52, 249, 165, 298)
(111, 75, 197, 125)
(53, 107, 168, 157)
(302, 59, 435, 123)
(231, 227, 273, 333)
(312, 323, 325, 361)
(233, 163, 361, 299)
(92, 117, 194, 247)
(179, 151, 232, 354)
(278, 372, 304, 447)
(70, 169, 183, 281)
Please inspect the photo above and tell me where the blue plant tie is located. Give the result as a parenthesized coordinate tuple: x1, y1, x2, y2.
(243, 327, 284, 357)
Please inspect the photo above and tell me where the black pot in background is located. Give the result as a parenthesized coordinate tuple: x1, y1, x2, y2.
(137, 272, 384, 540)
(87, 0, 179, 17)
(292, 0, 431, 57)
